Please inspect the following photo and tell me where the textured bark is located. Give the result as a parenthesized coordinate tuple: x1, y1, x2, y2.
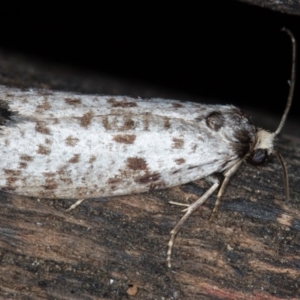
(238, 0, 300, 16)
(0, 51, 299, 300)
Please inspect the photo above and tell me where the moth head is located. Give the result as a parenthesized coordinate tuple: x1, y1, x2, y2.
(248, 129, 274, 166)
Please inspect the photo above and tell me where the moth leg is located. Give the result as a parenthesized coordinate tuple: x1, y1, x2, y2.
(169, 178, 221, 209)
(168, 201, 190, 207)
(209, 160, 243, 221)
(167, 160, 243, 267)
(167, 181, 220, 268)
(274, 150, 289, 201)
(66, 198, 85, 212)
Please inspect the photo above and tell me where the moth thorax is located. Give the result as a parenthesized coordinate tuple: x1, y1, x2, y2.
(248, 129, 274, 166)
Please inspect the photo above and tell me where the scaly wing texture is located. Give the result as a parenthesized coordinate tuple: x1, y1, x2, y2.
(0, 86, 256, 199)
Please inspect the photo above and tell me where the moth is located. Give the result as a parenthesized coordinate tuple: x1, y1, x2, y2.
(0, 29, 295, 268)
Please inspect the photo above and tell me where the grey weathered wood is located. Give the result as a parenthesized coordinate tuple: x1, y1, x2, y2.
(0, 50, 299, 300)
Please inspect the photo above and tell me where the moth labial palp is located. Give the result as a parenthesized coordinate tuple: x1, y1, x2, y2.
(167, 28, 296, 268)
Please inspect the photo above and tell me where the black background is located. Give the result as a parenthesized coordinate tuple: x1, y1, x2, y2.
(1, 1, 300, 119)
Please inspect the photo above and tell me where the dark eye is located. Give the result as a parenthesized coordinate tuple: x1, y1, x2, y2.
(248, 149, 268, 166)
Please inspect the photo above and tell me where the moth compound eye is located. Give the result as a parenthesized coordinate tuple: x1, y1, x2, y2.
(248, 149, 268, 166)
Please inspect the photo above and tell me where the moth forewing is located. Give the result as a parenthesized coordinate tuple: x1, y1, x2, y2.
(0, 100, 255, 199)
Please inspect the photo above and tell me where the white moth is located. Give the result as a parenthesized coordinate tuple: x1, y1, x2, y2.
(0, 29, 295, 268)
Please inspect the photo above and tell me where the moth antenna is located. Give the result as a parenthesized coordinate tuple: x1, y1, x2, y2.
(274, 28, 296, 137)
(272, 28, 296, 201)
(274, 151, 289, 200)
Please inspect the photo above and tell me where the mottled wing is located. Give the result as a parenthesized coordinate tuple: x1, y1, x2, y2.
(0, 86, 256, 199)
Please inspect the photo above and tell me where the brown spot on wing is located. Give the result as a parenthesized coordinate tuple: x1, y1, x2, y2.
(206, 111, 224, 131)
(172, 138, 184, 149)
(107, 177, 122, 185)
(89, 155, 96, 163)
(101, 115, 135, 131)
(35, 102, 51, 112)
(65, 135, 79, 146)
(69, 154, 80, 163)
(113, 134, 136, 144)
(20, 154, 33, 161)
(102, 116, 110, 130)
(65, 98, 82, 106)
(18, 162, 27, 169)
(42, 179, 58, 190)
(174, 158, 185, 165)
(4, 169, 21, 191)
(4, 169, 21, 176)
(121, 118, 135, 130)
(164, 117, 171, 129)
(5, 177, 18, 190)
(135, 172, 160, 184)
(55, 166, 73, 185)
(57, 170, 64, 176)
(37, 145, 51, 155)
(35, 121, 51, 135)
(107, 97, 138, 107)
(79, 110, 94, 128)
(127, 157, 147, 170)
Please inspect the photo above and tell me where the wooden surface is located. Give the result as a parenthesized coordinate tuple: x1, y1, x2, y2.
(0, 51, 299, 300)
